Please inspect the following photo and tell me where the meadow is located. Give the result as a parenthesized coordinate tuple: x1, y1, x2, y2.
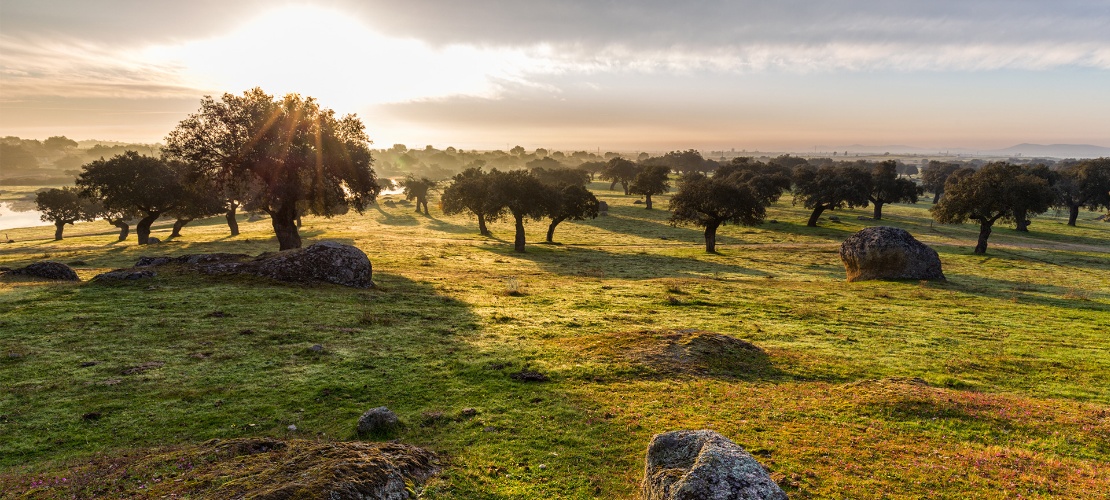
(1, 183, 1108, 498)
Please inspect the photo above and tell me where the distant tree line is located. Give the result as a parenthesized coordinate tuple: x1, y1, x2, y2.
(26, 88, 1110, 255)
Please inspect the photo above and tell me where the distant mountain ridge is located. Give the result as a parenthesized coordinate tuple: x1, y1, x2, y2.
(993, 143, 1110, 159)
(808, 143, 1109, 159)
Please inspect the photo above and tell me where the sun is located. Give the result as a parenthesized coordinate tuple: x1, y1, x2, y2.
(146, 5, 538, 113)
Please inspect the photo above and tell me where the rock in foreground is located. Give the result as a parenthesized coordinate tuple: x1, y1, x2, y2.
(6, 261, 79, 281)
(839, 226, 945, 282)
(643, 430, 787, 500)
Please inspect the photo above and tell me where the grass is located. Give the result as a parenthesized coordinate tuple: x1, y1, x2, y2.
(1, 184, 1109, 498)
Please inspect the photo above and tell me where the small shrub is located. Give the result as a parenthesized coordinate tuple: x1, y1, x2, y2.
(503, 277, 525, 296)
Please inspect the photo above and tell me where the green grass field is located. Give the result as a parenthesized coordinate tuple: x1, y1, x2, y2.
(2, 183, 1109, 498)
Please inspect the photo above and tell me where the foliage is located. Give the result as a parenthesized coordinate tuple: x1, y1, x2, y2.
(34, 187, 101, 240)
(76, 151, 184, 244)
(532, 167, 589, 187)
(543, 183, 599, 243)
(599, 157, 639, 194)
(489, 169, 553, 252)
(931, 162, 1056, 254)
(440, 167, 504, 236)
(921, 161, 962, 202)
(163, 88, 380, 250)
(670, 173, 766, 252)
(792, 164, 871, 226)
(628, 165, 671, 209)
(1054, 158, 1110, 226)
(399, 176, 437, 215)
(867, 160, 922, 220)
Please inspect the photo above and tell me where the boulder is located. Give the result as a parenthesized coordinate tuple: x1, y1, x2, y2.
(643, 430, 787, 500)
(132, 242, 373, 288)
(839, 226, 945, 282)
(599, 200, 609, 212)
(254, 241, 374, 288)
(8, 261, 79, 281)
(357, 406, 400, 435)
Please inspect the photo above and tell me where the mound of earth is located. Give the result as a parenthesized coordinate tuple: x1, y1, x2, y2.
(7, 438, 439, 499)
(580, 329, 772, 377)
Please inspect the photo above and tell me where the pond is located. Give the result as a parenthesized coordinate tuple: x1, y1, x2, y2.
(0, 202, 48, 231)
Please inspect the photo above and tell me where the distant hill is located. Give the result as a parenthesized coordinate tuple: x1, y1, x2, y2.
(992, 143, 1110, 159)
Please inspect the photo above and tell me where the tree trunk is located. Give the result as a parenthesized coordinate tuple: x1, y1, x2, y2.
(974, 220, 993, 254)
(704, 221, 721, 253)
(171, 218, 193, 237)
(54, 221, 66, 241)
(609, 180, 618, 191)
(645, 194, 653, 210)
(807, 206, 826, 227)
(477, 213, 490, 236)
(513, 213, 526, 253)
(622, 182, 630, 195)
(932, 191, 941, 204)
(136, 212, 160, 245)
(295, 213, 302, 228)
(1068, 204, 1080, 226)
(110, 219, 130, 241)
(226, 204, 240, 236)
(1014, 208, 1029, 232)
(271, 205, 302, 250)
(546, 216, 566, 243)
(873, 201, 884, 220)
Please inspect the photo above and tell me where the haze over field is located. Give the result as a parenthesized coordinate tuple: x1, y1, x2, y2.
(1, 0, 1108, 151)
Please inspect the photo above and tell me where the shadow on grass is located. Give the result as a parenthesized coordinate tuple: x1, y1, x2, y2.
(940, 274, 1110, 312)
(481, 244, 770, 279)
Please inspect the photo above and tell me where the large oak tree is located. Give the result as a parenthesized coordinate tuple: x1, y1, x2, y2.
(441, 167, 504, 236)
(164, 88, 380, 250)
(931, 162, 1055, 254)
(792, 164, 871, 227)
(868, 160, 922, 220)
(670, 173, 767, 253)
(1054, 158, 1110, 226)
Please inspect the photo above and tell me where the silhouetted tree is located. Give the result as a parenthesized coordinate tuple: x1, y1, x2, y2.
(868, 160, 922, 220)
(792, 165, 871, 226)
(532, 167, 590, 187)
(1054, 158, 1110, 226)
(35, 187, 101, 240)
(400, 176, 437, 215)
(164, 88, 380, 250)
(575, 161, 605, 181)
(543, 183, 599, 243)
(921, 161, 962, 203)
(441, 167, 504, 236)
(489, 170, 552, 252)
(599, 157, 639, 194)
(931, 162, 1056, 254)
(43, 136, 78, 151)
(628, 164, 671, 209)
(76, 152, 186, 244)
(167, 171, 226, 237)
(1012, 164, 1057, 232)
(670, 174, 766, 253)
(525, 157, 563, 170)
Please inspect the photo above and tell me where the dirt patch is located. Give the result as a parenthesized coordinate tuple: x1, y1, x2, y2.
(579, 329, 774, 378)
(5, 438, 440, 499)
(120, 361, 164, 375)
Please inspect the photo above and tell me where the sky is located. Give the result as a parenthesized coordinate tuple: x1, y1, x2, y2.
(1, 0, 1108, 152)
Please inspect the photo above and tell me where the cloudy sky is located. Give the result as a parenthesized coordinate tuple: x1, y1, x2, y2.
(1, 0, 1108, 151)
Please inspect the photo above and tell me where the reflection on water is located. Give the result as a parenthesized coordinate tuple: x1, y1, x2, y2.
(0, 202, 48, 230)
